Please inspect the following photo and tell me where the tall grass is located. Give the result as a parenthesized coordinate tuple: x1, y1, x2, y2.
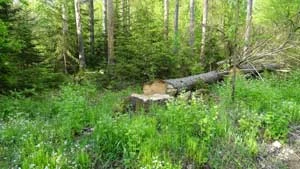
(0, 71, 299, 168)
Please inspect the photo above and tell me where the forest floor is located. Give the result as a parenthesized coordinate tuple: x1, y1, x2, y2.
(258, 127, 300, 169)
(1, 71, 300, 169)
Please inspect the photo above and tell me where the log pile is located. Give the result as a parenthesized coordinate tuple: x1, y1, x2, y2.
(127, 63, 284, 111)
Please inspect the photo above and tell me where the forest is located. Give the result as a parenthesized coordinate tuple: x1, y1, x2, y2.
(0, 0, 300, 168)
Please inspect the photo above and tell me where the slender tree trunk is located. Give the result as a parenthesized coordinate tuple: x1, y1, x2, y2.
(103, 0, 107, 35)
(74, 0, 86, 69)
(121, 0, 126, 31)
(62, 2, 68, 74)
(102, 0, 108, 60)
(107, 0, 115, 65)
(189, 0, 195, 48)
(200, 0, 208, 64)
(89, 0, 95, 57)
(231, 0, 241, 102)
(173, 0, 179, 53)
(243, 0, 253, 56)
(164, 0, 169, 40)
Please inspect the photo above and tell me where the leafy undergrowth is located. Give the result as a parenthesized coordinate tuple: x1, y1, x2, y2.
(0, 71, 300, 169)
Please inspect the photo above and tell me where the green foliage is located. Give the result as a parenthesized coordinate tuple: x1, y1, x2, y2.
(1, 72, 300, 168)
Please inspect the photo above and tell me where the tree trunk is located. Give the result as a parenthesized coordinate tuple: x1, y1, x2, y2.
(62, 2, 68, 74)
(189, 0, 195, 48)
(89, 0, 95, 57)
(74, 0, 86, 69)
(231, 0, 241, 102)
(200, 0, 208, 64)
(143, 64, 282, 96)
(243, 0, 253, 56)
(173, 0, 179, 53)
(102, 0, 108, 60)
(107, 0, 115, 65)
(163, 0, 169, 40)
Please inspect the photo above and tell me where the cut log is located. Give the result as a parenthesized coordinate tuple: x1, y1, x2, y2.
(143, 64, 283, 96)
(143, 80, 167, 95)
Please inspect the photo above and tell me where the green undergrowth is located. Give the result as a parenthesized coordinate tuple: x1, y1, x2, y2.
(1, 71, 300, 169)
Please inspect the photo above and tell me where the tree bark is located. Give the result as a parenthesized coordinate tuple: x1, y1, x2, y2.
(243, 0, 253, 56)
(164, 0, 169, 40)
(143, 64, 282, 96)
(89, 0, 95, 57)
(107, 0, 115, 65)
(173, 0, 179, 53)
(102, 0, 108, 60)
(189, 0, 195, 48)
(231, 0, 241, 102)
(74, 0, 86, 69)
(200, 0, 208, 64)
(62, 2, 68, 74)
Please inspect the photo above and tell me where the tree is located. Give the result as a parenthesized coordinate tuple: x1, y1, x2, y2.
(163, 0, 169, 40)
(107, 0, 115, 65)
(173, 0, 179, 53)
(62, 0, 68, 73)
(243, 0, 253, 56)
(89, 0, 95, 58)
(74, 0, 86, 69)
(200, 0, 208, 64)
(189, 0, 195, 48)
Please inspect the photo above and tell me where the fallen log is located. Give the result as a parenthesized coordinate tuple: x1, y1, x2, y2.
(143, 63, 283, 96)
(125, 63, 283, 111)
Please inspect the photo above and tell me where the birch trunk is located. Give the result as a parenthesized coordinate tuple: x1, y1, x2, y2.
(200, 0, 208, 63)
(243, 0, 253, 56)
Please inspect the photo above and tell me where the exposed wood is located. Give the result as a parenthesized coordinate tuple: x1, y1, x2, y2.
(143, 80, 167, 95)
(127, 94, 173, 111)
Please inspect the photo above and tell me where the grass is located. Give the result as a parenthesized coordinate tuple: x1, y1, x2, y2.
(0, 71, 300, 168)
